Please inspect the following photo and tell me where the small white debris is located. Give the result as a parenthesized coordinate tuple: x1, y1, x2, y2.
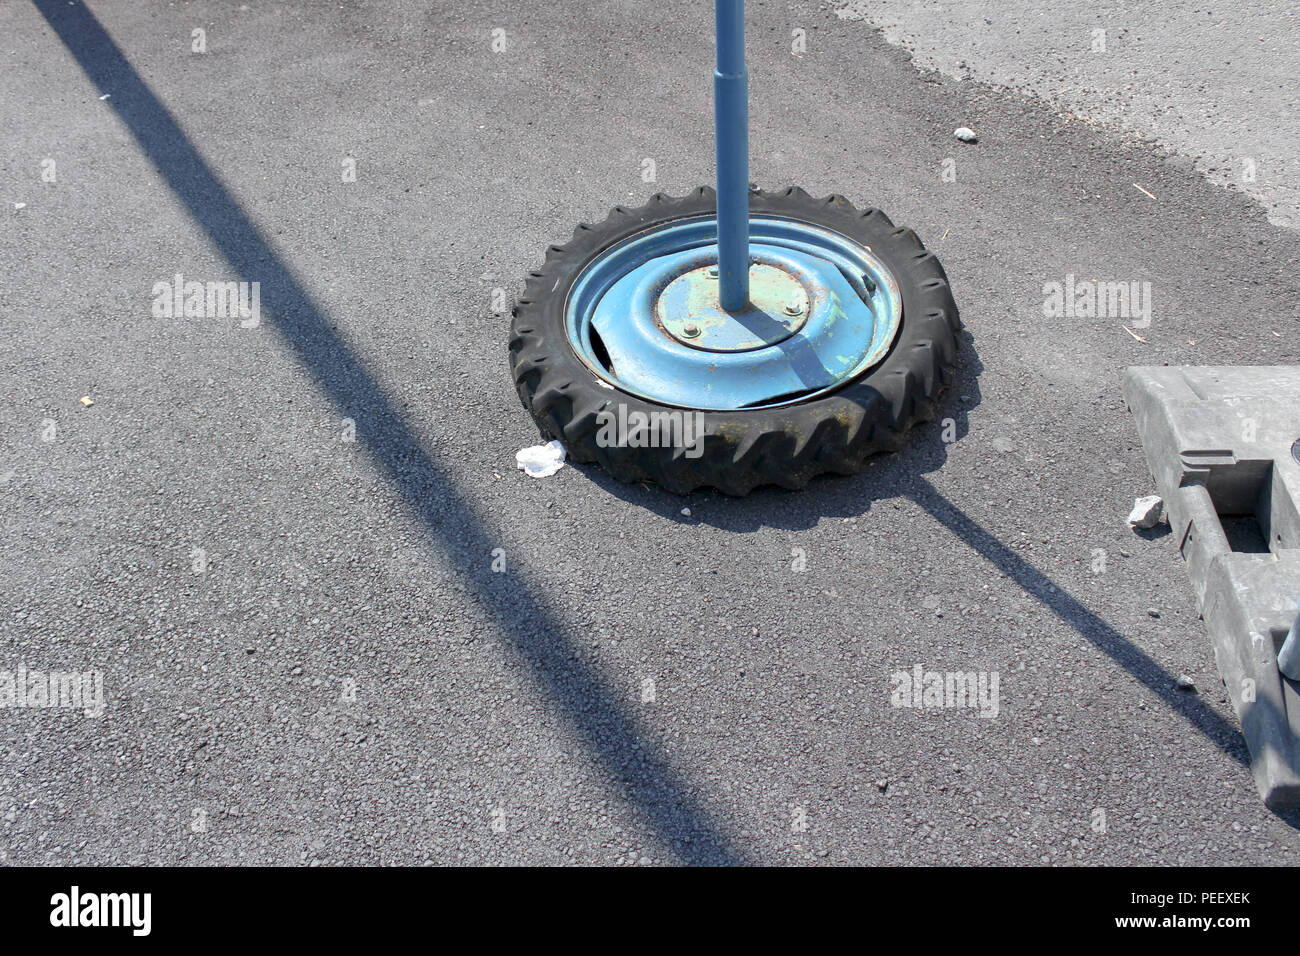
(680, 507, 691, 518)
(514, 439, 566, 478)
(1175, 674, 1196, 691)
(13, 202, 25, 210)
(953, 126, 978, 143)
(99, 93, 111, 100)
(1127, 494, 1166, 529)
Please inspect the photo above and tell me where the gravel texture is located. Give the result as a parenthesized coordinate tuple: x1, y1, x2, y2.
(2, 0, 1299, 865)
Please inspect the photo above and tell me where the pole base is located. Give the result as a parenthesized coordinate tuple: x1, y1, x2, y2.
(508, 186, 962, 495)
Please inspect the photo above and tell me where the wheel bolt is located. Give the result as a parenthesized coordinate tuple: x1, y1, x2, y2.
(683, 324, 701, 337)
(784, 301, 804, 317)
(707, 265, 719, 278)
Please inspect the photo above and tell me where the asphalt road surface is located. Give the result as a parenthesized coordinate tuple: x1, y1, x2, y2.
(837, 0, 1300, 230)
(2, 0, 1299, 865)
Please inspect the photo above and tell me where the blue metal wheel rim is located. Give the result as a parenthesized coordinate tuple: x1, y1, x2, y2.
(564, 215, 904, 411)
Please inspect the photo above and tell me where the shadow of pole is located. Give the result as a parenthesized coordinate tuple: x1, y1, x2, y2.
(908, 476, 1250, 766)
(34, 0, 746, 864)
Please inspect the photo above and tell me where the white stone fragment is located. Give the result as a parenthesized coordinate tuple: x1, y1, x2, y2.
(1127, 494, 1167, 529)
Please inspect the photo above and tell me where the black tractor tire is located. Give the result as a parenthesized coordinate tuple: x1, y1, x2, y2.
(508, 186, 961, 496)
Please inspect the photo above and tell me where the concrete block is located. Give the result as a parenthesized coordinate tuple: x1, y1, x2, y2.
(1124, 366, 1300, 808)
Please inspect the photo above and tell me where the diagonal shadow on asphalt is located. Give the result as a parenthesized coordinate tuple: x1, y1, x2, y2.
(33, 0, 746, 865)
(909, 476, 1252, 768)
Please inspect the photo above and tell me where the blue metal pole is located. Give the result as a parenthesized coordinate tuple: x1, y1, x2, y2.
(714, 0, 749, 311)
